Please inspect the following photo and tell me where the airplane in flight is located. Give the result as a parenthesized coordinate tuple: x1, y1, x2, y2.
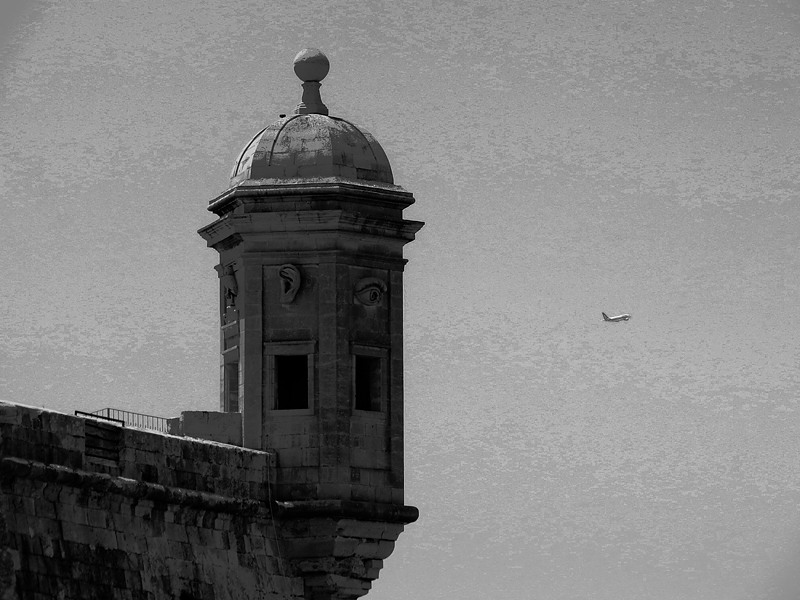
(602, 312, 631, 322)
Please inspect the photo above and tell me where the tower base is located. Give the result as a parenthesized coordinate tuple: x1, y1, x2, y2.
(277, 500, 419, 599)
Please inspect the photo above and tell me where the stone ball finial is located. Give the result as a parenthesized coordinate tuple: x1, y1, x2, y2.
(293, 49, 330, 115)
(293, 48, 330, 83)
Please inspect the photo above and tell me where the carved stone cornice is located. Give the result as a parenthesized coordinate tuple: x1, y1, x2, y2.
(275, 499, 418, 524)
(198, 209, 424, 253)
(207, 179, 417, 217)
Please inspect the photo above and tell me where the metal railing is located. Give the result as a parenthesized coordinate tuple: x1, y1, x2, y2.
(87, 408, 171, 433)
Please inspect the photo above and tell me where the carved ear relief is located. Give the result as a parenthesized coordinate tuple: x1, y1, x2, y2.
(279, 264, 302, 304)
(354, 277, 387, 306)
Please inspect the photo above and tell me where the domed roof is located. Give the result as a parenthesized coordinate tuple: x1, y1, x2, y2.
(230, 113, 394, 186)
(229, 49, 395, 188)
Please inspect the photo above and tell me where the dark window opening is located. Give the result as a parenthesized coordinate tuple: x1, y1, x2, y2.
(275, 355, 308, 410)
(224, 363, 239, 412)
(355, 356, 382, 411)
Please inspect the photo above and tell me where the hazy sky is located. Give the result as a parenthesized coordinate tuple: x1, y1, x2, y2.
(2, 1, 800, 599)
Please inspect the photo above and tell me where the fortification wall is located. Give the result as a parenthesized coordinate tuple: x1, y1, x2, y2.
(0, 402, 414, 600)
(0, 401, 303, 600)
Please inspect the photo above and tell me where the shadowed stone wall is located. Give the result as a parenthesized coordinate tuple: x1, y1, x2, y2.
(0, 401, 415, 599)
(0, 401, 301, 600)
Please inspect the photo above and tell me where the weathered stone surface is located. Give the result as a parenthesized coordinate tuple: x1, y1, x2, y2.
(276, 502, 416, 600)
(229, 115, 395, 187)
(0, 403, 295, 599)
(0, 402, 417, 599)
(2, 479, 299, 599)
(176, 410, 243, 446)
(0, 497, 14, 600)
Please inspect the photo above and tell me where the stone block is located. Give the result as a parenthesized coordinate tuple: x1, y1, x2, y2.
(212, 530, 229, 550)
(268, 433, 288, 449)
(178, 411, 243, 446)
(276, 448, 301, 468)
(331, 536, 359, 558)
(296, 557, 339, 578)
(391, 488, 403, 504)
(175, 470, 199, 490)
(285, 467, 318, 485)
(350, 467, 361, 483)
(32, 517, 60, 542)
(116, 531, 144, 555)
(281, 517, 337, 539)
(170, 558, 195, 581)
(305, 572, 369, 593)
(317, 483, 351, 500)
(14, 494, 36, 517)
(351, 449, 380, 469)
(124, 570, 144, 592)
(110, 510, 131, 533)
(60, 522, 111, 548)
(245, 467, 266, 485)
(86, 508, 108, 529)
(119, 447, 136, 463)
(198, 527, 216, 547)
(355, 540, 395, 560)
(133, 450, 157, 467)
(301, 448, 319, 467)
(363, 559, 383, 579)
(0, 404, 23, 425)
(185, 526, 202, 547)
(276, 483, 314, 500)
(113, 587, 134, 600)
(319, 466, 350, 484)
(97, 526, 121, 549)
(374, 485, 392, 504)
(165, 522, 189, 545)
(351, 485, 376, 503)
(249, 453, 268, 471)
(41, 484, 62, 505)
(161, 436, 183, 458)
(367, 469, 388, 487)
(60, 504, 89, 526)
(246, 480, 267, 500)
(336, 520, 386, 540)
(284, 538, 334, 559)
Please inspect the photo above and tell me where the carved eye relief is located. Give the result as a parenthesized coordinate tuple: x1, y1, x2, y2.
(354, 277, 387, 306)
(279, 264, 302, 304)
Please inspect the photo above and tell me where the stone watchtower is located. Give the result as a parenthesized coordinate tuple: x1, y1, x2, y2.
(198, 49, 423, 596)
